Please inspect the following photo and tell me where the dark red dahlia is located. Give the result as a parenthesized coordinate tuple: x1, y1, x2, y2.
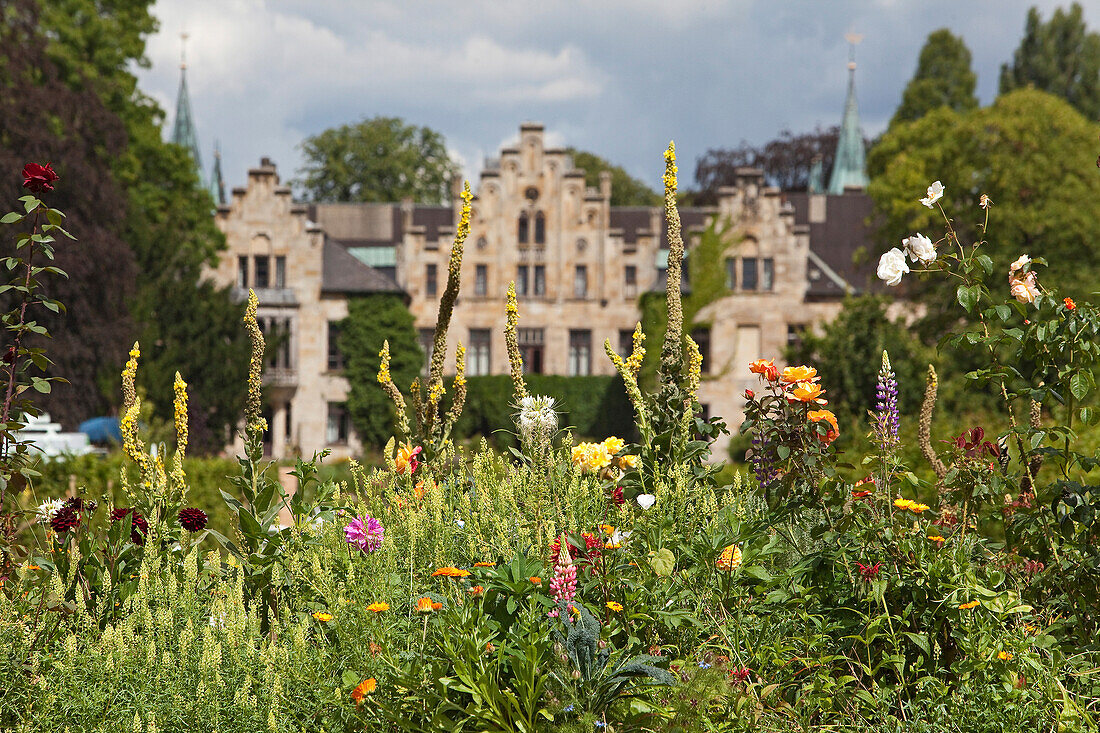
(110, 507, 148, 545)
(22, 162, 59, 193)
(63, 497, 96, 514)
(50, 506, 81, 533)
(178, 507, 208, 532)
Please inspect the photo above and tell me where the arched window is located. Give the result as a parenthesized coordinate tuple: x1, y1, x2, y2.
(534, 211, 546, 244)
(517, 212, 529, 244)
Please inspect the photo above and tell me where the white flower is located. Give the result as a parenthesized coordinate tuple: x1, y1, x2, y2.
(903, 233, 936, 265)
(920, 180, 944, 208)
(876, 247, 910, 286)
(1009, 254, 1031, 276)
(979, 193, 992, 210)
(455, 518, 465, 528)
(636, 493, 656, 510)
(516, 394, 558, 447)
(36, 498, 65, 524)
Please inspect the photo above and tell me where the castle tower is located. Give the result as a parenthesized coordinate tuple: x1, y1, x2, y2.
(827, 34, 869, 195)
(171, 33, 204, 187)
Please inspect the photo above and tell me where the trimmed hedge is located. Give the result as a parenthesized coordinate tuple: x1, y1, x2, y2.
(452, 374, 636, 447)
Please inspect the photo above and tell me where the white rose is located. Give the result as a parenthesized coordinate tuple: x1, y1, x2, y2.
(904, 233, 936, 265)
(920, 180, 944, 208)
(636, 493, 656, 510)
(876, 247, 910, 286)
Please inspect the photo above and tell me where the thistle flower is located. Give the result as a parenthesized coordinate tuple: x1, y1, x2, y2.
(344, 514, 384, 553)
(875, 350, 900, 449)
(516, 395, 558, 450)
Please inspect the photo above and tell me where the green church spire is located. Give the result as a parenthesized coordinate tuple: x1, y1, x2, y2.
(210, 142, 226, 206)
(827, 34, 869, 195)
(171, 33, 204, 186)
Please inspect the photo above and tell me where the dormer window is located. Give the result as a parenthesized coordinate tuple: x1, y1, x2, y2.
(518, 212, 529, 244)
(534, 212, 546, 244)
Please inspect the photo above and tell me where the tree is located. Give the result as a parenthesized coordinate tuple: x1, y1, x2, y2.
(999, 3, 1100, 121)
(565, 148, 660, 207)
(890, 29, 978, 127)
(33, 0, 251, 445)
(296, 117, 459, 204)
(0, 0, 138, 428)
(693, 126, 848, 203)
(868, 88, 1100, 327)
(340, 295, 422, 448)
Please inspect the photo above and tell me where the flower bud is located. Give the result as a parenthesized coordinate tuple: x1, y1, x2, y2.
(571, 669, 581, 680)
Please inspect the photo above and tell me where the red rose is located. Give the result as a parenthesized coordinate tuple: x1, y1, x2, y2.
(744, 389, 754, 399)
(22, 163, 59, 193)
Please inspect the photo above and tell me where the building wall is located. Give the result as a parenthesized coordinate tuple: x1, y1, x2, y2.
(210, 159, 362, 460)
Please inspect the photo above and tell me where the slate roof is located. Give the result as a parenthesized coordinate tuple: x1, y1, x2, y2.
(786, 191, 880, 299)
(320, 238, 404, 296)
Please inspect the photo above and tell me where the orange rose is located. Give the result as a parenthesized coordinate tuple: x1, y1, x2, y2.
(788, 383, 826, 403)
(807, 409, 839, 443)
(1065, 297, 1077, 310)
(749, 359, 776, 378)
(781, 365, 818, 383)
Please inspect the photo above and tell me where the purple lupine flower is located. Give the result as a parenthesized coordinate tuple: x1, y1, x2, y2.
(751, 432, 776, 492)
(344, 514, 384, 553)
(875, 351, 900, 448)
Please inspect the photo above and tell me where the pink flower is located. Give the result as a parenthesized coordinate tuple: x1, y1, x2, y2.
(547, 536, 578, 617)
(344, 514, 384, 553)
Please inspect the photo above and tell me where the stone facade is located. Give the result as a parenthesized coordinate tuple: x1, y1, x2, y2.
(211, 125, 873, 460)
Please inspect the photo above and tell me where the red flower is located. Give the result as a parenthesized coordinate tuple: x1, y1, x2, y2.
(729, 667, 752, 683)
(110, 507, 148, 545)
(851, 490, 873, 500)
(611, 486, 625, 505)
(50, 507, 81, 533)
(178, 508, 208, 532)
(22, 163, 59, 193)
(744, 389, 754, 399)
(1064, 297, 1076, 311)
(855, 561, 882, 580)
(63, 497, 96, 514)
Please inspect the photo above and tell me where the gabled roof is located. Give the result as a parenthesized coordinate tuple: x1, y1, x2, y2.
(786, 191, 879, 299)
(321, 238, 404, 297)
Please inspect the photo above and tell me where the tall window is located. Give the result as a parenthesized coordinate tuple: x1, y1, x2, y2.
(742, 258, 758, 291)
(534, 211, 546, 244)
(426, 263, 438, 297)
(534, 265, 546, 296)
(517, 212, 529, 244)
(725, 257, 736, 290)
(254, 255, 270, 289)
(469, 329, 491, 376)
(568, 330, 592, 376)
(692, 327, 711, 374)
(573, 265, 587, 299)
(518, 328, 544, 374)
(624, 265, 637, 297)
(326, 403, 349, 445)
(237, 256, 248, 288)
(418, 328, 435, 375)
(762, 258, 774, 291)
(327, 321, 344, 371)
(516, 265, 529, 297)
(275, 256, 286, 289)
(475, 264, 488, 296)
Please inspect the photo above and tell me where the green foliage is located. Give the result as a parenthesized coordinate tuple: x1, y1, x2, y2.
(868, 89, 1100, 313)
(341, 294, 422, 448)
(296, 116, 459, 204)
(890, 28, 978, 127)
(789, 296, 931, 418)
(455, 374, 635, 446)
(999, 2, 1100, 120)
(566, 148, 661, 207)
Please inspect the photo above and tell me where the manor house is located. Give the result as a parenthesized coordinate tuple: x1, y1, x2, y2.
(204, 68, 874, 459)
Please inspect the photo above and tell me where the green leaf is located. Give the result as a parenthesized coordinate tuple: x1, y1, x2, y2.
(648, 548, 675, 577)
(957, 285, 980, 313)
(0, 212, 23, 224)
(1069, 372, 1088, 401)
(903, 632, 931, 657)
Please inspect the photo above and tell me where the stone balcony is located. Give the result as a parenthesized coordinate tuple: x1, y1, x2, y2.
(264, 367, 298, 388)
(231, 287, 298, 306)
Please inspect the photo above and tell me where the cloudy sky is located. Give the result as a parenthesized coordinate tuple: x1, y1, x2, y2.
(135, 0, 1089, 194)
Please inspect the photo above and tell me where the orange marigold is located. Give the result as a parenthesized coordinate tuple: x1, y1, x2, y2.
(312, 611, 333, 622)
(416, 597, 435, 613)
(351, 677, 377, 703)
(366, 602, 389, 613)
(431, 601, 442, 611)
(606, 601, 623, 612)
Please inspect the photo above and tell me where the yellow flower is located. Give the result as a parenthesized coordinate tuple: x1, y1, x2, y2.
(394, 442, 422, 475)
(571, 442, 612, 472)
(616, 453, 639, 469)
(788, 383, 826, 403)
(599, 524, 615, 536)
(312, 612, 334, 622)
(602, 436, 626, 455)
(366, 602, 389, 613)
(909, 503, 931, 514)
(473, 561, 496, 567)
(997, 651, 1013, 661)
(781, 365, 818, 383)
(716, 544, 742, 571)
(959, 600, 980, 610)
(928, 535, 946, 543)
(894, 499, 915, 510)
(432, 567, 471, 578)
(606, 601, 623, 613)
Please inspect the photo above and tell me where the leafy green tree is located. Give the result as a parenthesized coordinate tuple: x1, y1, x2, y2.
(296, 117, 459, 204)
(341, 295, 422, 448)
(890, 29, 978, 127)
(32, 0, 250, 444)
(566, 148, 660, 207)
(868, 89, 1100, 311)
(999, 3, 1100, 120)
